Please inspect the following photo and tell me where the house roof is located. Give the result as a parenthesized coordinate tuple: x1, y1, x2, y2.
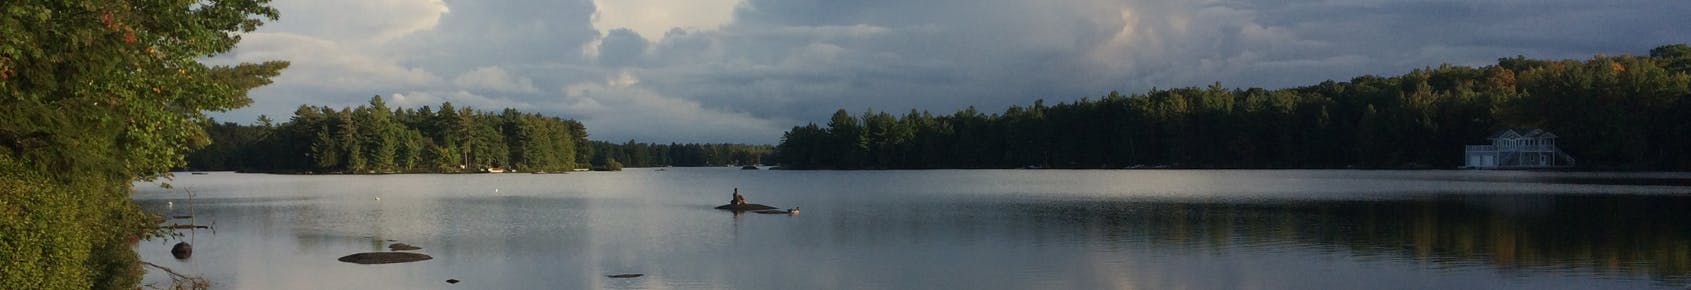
(1489, 129, 1521, 139)
(1489, 128, 1557, 139)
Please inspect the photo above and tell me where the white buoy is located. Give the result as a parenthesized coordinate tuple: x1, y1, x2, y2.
(374, 196, 381, 201)
(494, 188, 500, 193)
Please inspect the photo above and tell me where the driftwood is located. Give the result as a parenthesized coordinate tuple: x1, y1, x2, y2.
(607, 274, 644, 278)
(161, 224, 211, 229)
(141, 261, 211, 290)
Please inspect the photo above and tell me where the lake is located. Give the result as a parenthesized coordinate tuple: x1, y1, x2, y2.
(132, 169, 1691, 289)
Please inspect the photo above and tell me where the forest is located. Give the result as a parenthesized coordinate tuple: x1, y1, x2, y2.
(185, 98, 776, 172)
(777, 45, 1691, 170)
(187, 97, 588, 173)
(585, 141, 775, 169)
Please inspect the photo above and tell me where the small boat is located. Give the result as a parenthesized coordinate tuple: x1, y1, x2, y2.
(741, 165, 758, 170)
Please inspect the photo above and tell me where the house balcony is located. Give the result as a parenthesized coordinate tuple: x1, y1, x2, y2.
(1465, 144, 1558, 153)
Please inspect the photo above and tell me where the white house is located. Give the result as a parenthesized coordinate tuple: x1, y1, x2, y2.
(1464, 128, 1576, 169)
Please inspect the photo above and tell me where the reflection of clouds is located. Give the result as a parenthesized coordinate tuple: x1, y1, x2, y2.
(133, 171, 1691, 289)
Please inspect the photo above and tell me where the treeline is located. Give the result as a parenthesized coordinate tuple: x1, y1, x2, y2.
(778, 44, 1691, 170)
(188, 96, 590, 173)
(587, 140, 775, 168)
(187, 98, 779, 172)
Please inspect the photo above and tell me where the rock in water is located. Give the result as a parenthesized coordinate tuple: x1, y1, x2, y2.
(170, 242, 192, 259)
(607, 274, 644, 278)
(388, 243, 422, 251)
(337, 252, 434, 264)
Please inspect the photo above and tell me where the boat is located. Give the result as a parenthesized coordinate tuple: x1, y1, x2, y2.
(741, 165, 759, 170)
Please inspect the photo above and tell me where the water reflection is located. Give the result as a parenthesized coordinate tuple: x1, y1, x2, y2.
(953, 194, 1691, 284)
(131, 170, 1691, 289)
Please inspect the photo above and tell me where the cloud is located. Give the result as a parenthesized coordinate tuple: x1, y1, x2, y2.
(215, 32, 442, 91)
(267, 0, 450, 43)
(390, 90, 529, 111)
(591, 0, 741, 41)
(594, 28, 650, 67)
(559, 71, 787, 143)
(211, 0, 1691, 143)
(453, 66, 541, 94)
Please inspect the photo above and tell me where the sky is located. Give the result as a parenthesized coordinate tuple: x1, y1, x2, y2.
(207, 0, 1691, 144)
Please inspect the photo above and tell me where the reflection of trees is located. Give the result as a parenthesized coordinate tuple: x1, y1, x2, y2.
(1016, 195, 1691, 282)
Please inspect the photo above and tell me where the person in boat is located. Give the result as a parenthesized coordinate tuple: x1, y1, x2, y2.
(731, 188, 746, 206)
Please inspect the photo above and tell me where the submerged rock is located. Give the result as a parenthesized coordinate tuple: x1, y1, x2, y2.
(337, 252, 433, 264)
(607, 274, 644, 278)
(720, 188, 784, 210)
(388, 243, 421, 251)
(170, 242, 192, 259)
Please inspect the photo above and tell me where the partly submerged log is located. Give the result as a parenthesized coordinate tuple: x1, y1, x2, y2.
(714, 203, 778, 211)
(607, 274, 644, 278)
(388, 243, 421, 251)
(754, 208, 798, 215)
(337, 252, 434, 264)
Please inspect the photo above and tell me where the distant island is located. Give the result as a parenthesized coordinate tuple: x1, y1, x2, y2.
(776, 44, 1691, 171)
(184, 97, 773, 174)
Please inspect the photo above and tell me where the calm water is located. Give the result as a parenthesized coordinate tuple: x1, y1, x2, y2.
(132, 169, 1691, 289)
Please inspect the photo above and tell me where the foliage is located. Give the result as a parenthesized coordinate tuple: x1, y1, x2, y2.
(587, 140, 775, 168)
(1, 0, 286, 288)
(189, 107, 778, 172)
(186, 98, 586, 173)
(777, 45, 1691, 170)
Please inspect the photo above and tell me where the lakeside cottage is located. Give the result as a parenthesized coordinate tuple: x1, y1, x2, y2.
(1464, 128, 1576, 169)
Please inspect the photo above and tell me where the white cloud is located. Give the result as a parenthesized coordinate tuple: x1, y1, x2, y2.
(453, 66, 541, 94)
(560, 71, 786, 143)
(591, 0, 742, 41)
(217, 32, 442, 91)
(390, 90, 529, 111)
(268, 0, 450, 43)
